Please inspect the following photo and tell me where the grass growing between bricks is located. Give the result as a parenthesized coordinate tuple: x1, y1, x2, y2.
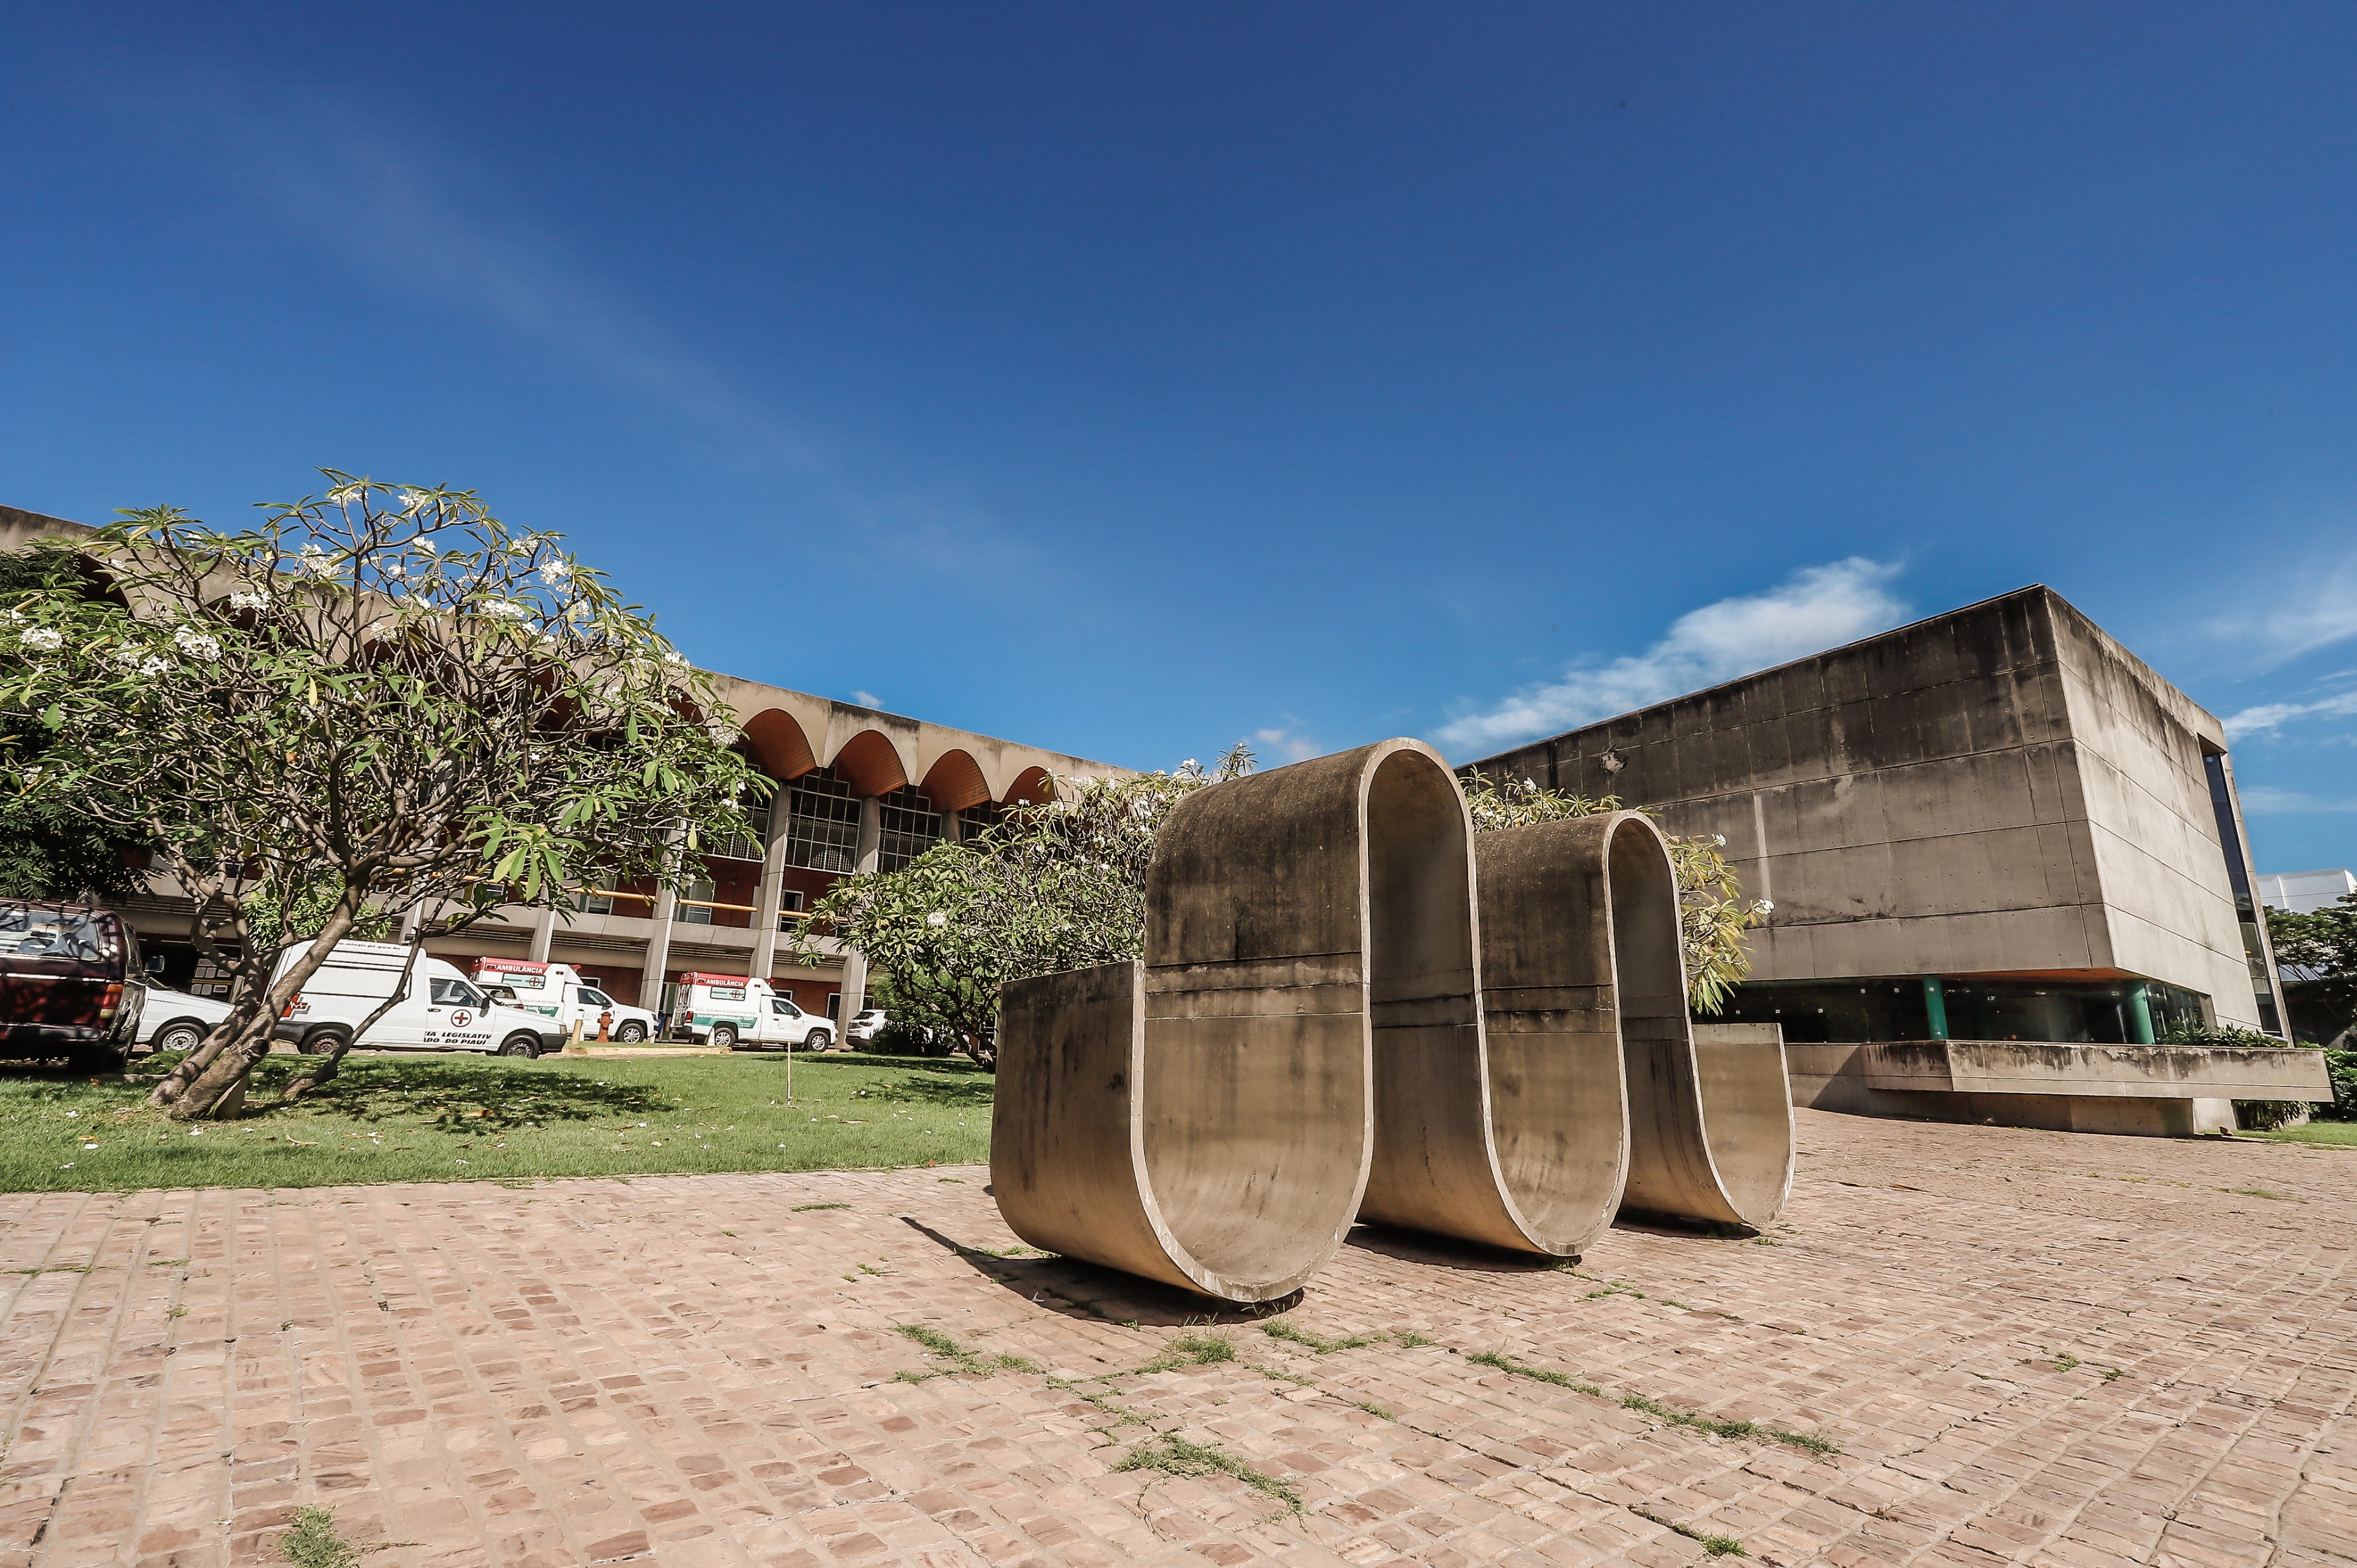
(1635, 1509, 1746, 1558)
(1469, 1351, 1839, 1455)
(892, 1323, 1040, 1380)
(0, 1049, 995, 1191)
(279, 1507, 361, 1568)
(1114, 1435, 1303, 1511)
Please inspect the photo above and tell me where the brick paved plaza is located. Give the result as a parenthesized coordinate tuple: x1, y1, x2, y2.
(3, 1108, 2352, 1567)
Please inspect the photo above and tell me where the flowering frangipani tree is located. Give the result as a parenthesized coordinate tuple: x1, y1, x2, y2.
(0, 471, 761, 1116)
(1458, 769, 1766, 1013)
(795, 743, 1259, 1067)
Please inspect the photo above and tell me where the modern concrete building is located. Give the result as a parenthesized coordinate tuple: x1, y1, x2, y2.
(2257, 868, 2357, 915)
(2, 503, 1127, 1025)
(1467, 586, 2330, 1132)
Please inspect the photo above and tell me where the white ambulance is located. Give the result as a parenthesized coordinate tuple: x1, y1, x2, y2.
(675, 973, 835, 1052)
(272, 942, 559, 1057)
(469, 957, 659, 1043)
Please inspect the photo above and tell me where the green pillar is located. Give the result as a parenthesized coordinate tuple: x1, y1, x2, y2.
(2124, 979, 2155, 1045)
(1921, 976, 1949, 1040)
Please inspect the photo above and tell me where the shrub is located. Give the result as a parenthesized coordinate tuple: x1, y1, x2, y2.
(871, 1020, 951, 1057)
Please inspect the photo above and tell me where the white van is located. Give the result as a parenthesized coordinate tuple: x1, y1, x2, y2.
(470, 957, 658, 1043)
(273, 942, 560, 1057)
(675, 973, 835, 1052)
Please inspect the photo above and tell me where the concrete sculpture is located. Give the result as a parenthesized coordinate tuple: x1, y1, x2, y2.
(991, 740, 1793, 1302)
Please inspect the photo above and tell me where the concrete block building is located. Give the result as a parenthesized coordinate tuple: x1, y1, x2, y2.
(1469, 587, 2327, 1132)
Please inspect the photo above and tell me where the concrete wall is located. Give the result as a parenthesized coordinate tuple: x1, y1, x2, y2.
(1469, 587, 2266, 1021)
(2046, 602, 2270, 1027)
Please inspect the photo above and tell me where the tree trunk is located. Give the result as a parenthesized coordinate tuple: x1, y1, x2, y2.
(147, 1000, 267, 1107)
(278, 1034, 354, 1101)
(167, 1013, 281, 1121)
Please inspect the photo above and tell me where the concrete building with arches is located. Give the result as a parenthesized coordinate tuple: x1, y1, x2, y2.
(1, 502, 1129, 1027)
(458, 673, 1127, 1023)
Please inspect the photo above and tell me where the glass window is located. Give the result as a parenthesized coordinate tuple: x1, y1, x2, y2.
(678, 876, 716, 925)
(582, 891, 615, 915)
(786, 768, 861, 873)
(576, 988, 612, 1007)
(877, 786, 942, 873)
(429, 978, 484, 1008)
(708, 793, 771, 864)
(0, 905, 108, 961)
(771, 997, 802, 1017)
(956, 800, 1009, 842)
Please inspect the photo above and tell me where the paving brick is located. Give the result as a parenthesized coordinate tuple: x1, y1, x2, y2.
(5, 1111, 2356, 1564)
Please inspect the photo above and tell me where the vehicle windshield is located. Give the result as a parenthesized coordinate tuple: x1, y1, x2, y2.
(0, 906, 109, 962)
(429, 978, 486, 1008)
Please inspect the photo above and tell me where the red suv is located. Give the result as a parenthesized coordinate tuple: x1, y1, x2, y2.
(0, 900, 147, 1073)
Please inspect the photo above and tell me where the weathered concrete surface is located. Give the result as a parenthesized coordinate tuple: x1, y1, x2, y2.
(1470, 586, 2280, 1031)
(1789, 1039, 2330, 1136)
(9, 1111, 2357, 1567)
(998, 749, 1795, 1299)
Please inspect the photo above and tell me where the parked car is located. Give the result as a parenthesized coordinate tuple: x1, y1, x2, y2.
(0, 899, 146, 1073)
(846, 1008, 889, 1045)
(468, 958, 658, 1042)
(271, 940, 561, 1057)
(136, 985, 235, 1055)
(674, 974, 835, 1051)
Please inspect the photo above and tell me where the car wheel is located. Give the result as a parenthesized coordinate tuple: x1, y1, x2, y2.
(499, 1034, 539, 1059)
(155, 1020, 207, 1054)
(301, 1026, 351, 1056)
(614, 1021, 647, 1044)
(804, 1028, 832, 1052)
(711, 1024, 739, 1051)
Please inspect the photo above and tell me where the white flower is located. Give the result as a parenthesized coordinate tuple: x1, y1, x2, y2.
(324, 485, 364, 505)
(172, 627, 222, 661)
(398, 489, 433, 512)
(377, 558, 407, 580)
(565, 601, 591, 623)
(926, 911, 948, 928)
(114, 646, 170, 676)
(537, 559, 572, 585)
(228, 589, 269, 611)
(478, 598, 532, 620)
(1755, 900, 1775, 914)
(298, 545, 336, 578)
(18, 626, 62, 653)
(1714, 833, 1727, 847)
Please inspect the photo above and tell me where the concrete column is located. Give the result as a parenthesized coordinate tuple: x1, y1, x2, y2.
(836, 796, 886, 1025)
(528, 905, 556, 964)
(2124, 979, 2156, 1045)
(944, 807, 962, 844)
(639, 880, 679, 1014)
(1921, 976, 1949, 1041)
(748, 793, 794, 979)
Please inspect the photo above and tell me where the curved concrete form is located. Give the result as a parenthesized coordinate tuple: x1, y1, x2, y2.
(992, 741, 1793, 1299)
(994, 740, 1468, 1301)
(1608, 812, 1794, 1228)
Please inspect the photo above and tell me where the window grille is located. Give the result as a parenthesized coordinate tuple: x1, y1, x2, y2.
(708, 798, 771, 864)
(786, 768, 861, 873)
(877, 786, 942, 872)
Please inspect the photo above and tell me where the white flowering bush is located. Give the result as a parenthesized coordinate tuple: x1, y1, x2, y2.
(0, 469, 762, 1115)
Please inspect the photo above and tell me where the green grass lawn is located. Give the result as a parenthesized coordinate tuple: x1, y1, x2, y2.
(0, 1049, 994, 1192)
(2258, 1119, 2357, 1147)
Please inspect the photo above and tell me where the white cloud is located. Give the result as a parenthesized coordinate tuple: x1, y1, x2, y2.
(1254, 726, 1320, 763)
(2236, 785, 2357, 814)
(2222, 687, 2357, 739)
(1434, 559, 1909, 755)
(850, 690, 884, 709)
(2203, 549, 2357, 667)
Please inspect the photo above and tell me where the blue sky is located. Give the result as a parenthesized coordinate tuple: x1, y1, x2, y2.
(5, 4, 2356, 870)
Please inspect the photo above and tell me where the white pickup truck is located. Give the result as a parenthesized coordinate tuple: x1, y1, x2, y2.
(470, 958, 659, 1043)
(676, 973, 835, 1052)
